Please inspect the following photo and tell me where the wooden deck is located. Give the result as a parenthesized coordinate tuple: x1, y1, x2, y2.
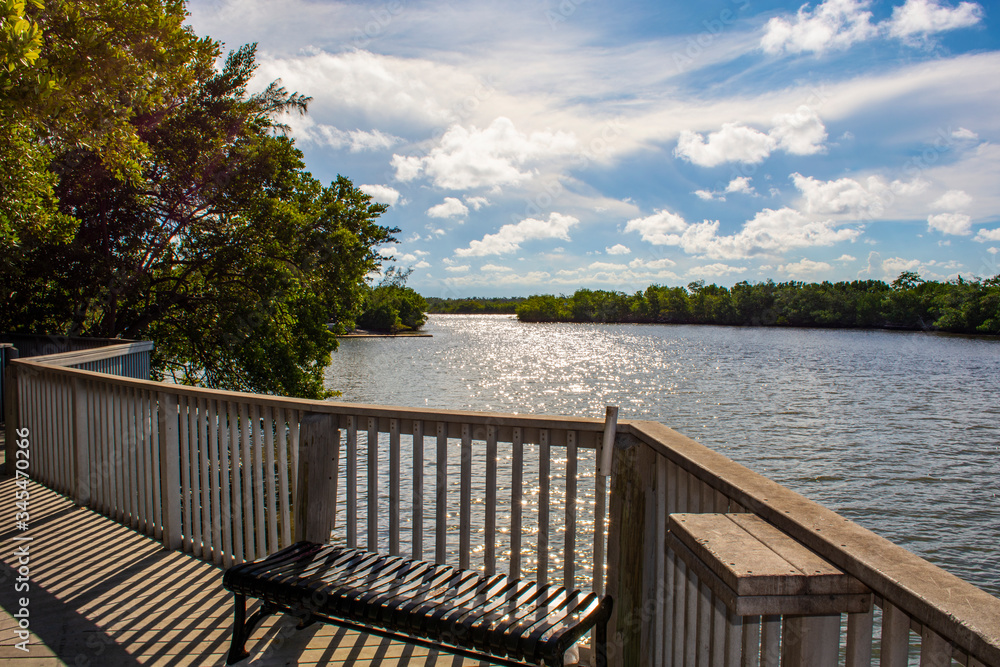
(0, 452, 482, 665)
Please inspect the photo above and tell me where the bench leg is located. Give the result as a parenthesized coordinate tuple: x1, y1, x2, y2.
(227, 595, 277, 664)
(595, 617, 608, 667)
(227, 594, 251, 665)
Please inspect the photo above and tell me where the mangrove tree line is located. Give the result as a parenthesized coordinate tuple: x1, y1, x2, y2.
(515, 273, 1000, 335)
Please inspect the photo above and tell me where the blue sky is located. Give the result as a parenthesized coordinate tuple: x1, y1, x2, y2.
(186, 0, 1000, 297)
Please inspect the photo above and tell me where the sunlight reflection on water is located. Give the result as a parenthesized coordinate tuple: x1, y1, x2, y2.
(325, 314, 1000, 596)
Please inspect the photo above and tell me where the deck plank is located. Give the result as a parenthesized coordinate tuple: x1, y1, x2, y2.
(0, 476, 487, 665)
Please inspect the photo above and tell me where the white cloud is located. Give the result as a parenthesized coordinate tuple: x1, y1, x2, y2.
(626, 207, 861, 260)
(676, 109, 827, 167)
(882, 256, 923, 275)
(778, 258, 834, 277)
(391, 155, 424, 182)
(392, 117, 577, 189)
(629, 257, 677, 270)
(988, 247, 998, 254)
(465, 196, 490, 210)
(888, 0, 984, 40)
(761, 0, 878, 55)
(358, 184, 402, 206)
(951, 127, 979, 140)
(481, 263, 514, 272)
(606, 244, 631, 255)
(283, 114, 402, 152)
(725, 177, 756, 195)
(770, 106, 828, 155)
(688, 263, 749, 278)
(927, 212, 972, 235)
(931, 189, 972, 210)
(695, 177, 757, 202)
(414, 260, 431, 269)
(974, 228, 1000, 242)
(675, 123, 775, 167)
(791, 173, 930, 219)
(455, 212, 580, 256)
(792, 173, 888, 217)
(445, 265, 470, 273)
(761, 0, 983, 54)
(427, 197, 470, 219)
(624, 210, 690, 245)
(837, 254, 857, 261)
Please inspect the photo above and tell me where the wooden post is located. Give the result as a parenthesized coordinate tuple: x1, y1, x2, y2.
(606, 433, 656, 667)
(157, 392, 182, 551)
(782, 615, 841, 667)
(294, 413, 338, 544)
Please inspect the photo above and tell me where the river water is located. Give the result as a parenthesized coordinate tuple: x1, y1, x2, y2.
(324, 314, 1000, 597)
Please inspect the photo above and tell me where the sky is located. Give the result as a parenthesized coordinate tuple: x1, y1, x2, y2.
(185, 0, 1000, 297)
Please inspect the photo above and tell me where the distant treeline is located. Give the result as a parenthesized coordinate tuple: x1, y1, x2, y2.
(425, 297, 525, 314)
(514, 273, 1000, 335)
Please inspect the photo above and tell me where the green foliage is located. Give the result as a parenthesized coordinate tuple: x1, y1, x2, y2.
(356, 267, 428, 333)
(424, 296, 525, 314)
(1, 32, 398, 398)
(515, 274, 1000, 335)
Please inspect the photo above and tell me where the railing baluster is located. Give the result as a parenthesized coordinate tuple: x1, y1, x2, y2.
(761, 615, 781, 667)
(920, 625, 951, 666)
(655, 453, 667, 667)
(228, 402, 244, 565)
(135, 388, 148, 533)
(564, 430, 578, 591)
(199, 398, 213, 561)
(208, 398, 222, 564)
(511, 426, 524, 580)
(412, 420, 424, 560)
(882, 602, 911, 667)
(220, 401, 234, 567)
(180, 396, 194, 553)
(743, 616, 762, 667)
(459, 423, 472, 570)
(846, 608, 873, 667)
(674, 463, 689, 666)
(389, 418, 400, 556)
(347, 415, 358, 549)
(289, 410, 300, 524)
(253, 404, 266, 558)
(538, 428, 550, 585)
(127, 386, 140, 530)
(264, 405, 278, 555)
(113, 383, 125, 521)
(277, 407, 291, 550)
(367, 416, 379, 551)
(239, 402, 253, 561)
(485, 424, 498, 577)
(435, 421, 448, 564)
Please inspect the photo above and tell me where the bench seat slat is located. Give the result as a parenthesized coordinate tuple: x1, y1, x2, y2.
(222, 544, 612, 666)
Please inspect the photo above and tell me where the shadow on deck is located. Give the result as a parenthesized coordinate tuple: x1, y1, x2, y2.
(0, 463, 483, 666)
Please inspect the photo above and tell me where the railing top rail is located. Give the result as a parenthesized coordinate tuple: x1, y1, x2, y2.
(25, 340, 154, 367)
(9, 358, 614, 434)
(626, 419, 1000, 665)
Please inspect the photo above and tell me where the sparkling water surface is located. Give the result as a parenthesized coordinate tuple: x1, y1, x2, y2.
(325, 314, 1000, 597)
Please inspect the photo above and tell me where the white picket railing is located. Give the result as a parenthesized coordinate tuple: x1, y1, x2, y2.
(4, 348, 999, 667)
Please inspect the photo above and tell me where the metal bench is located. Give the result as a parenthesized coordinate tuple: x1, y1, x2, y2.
(222, 542, 613, 666)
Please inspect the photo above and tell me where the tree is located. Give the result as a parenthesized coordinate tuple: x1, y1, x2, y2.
(1, 38, 398, 398)
(1, 0, 215, 247)
(356, 267, 428, 333)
